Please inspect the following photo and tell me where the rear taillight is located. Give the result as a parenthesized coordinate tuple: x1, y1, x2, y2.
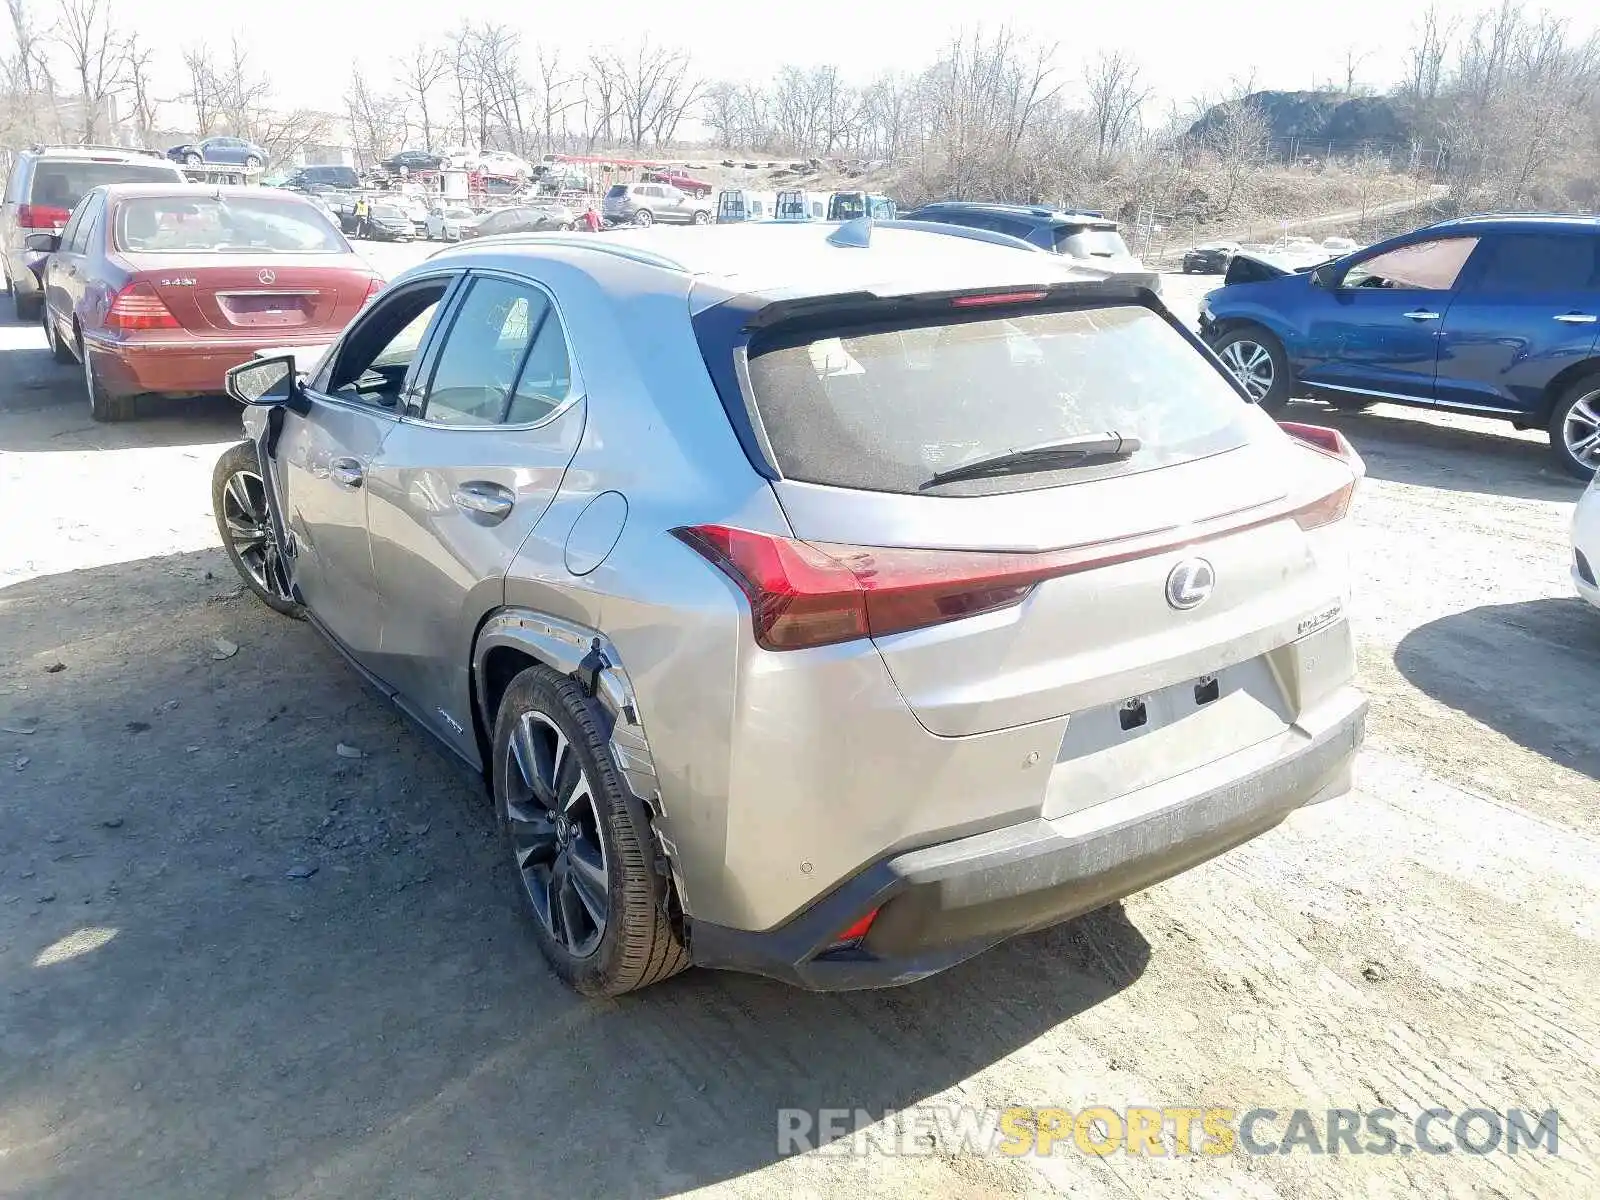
(363, 277, 385, 305)
(17, 203, 70, 230)
(105, 282, 180, 331)
(674, 526, 1065, 651)
(1278, 421, 1364, 531)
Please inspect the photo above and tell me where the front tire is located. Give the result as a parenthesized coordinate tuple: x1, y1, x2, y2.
(212, 442, 302, 617)
(493, 665, 688, 996)
(82, 342, 135, 421)
(14, 288, 41, 321)
(691, 209, 709, 225)
(1548, 375, 1600, 481)
(1212, 326, 1292, 413)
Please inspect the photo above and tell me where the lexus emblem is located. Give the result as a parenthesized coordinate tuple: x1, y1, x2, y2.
(258, 268, 276, 284)
(1166, 558, 1215, 610)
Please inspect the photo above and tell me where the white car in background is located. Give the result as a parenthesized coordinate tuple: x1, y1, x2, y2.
(475, 151, 532, 178)
(425, 205, 479, 241)
(1572, 476, 1600, 609)
(1321, 236, 1360, 254)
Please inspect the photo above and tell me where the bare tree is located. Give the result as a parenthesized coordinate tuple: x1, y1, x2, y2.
(599, 38, 702, 149)
(397, 41, 448, 152)
(1341, 44, 1374, 95)
(1202, 95, 1271, 217)
(181, 44, 220, 136)
(1084, 50, 1149, 170)
(533, 45, 581, 154)
(124, 31, 158, 145)
(50, 0, 126, 143)
(2, 0, 60, 142)
(345, 67, 407, 166)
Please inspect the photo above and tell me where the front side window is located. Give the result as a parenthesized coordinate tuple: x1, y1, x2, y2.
(421, 277, 545, 426)
(325, 280, 451, 407)
(741, 303, 1250, 496)
(1342, 237, 1479, 291)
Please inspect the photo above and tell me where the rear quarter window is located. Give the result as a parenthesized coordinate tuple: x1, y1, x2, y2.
(742, 303, 1250, 496)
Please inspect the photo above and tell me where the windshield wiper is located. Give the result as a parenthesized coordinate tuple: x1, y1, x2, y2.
(922, 432, 1141, 488)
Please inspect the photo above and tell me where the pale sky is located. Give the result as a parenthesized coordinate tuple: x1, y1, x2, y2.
(106, 0, 1600, 129)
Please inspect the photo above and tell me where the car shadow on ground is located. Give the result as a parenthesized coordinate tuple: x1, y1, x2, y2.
(0, 548, 1151, 1199)
(1290, 400, 1584, 502)
(1395, 596, 1600, 781)
(0, 310, 243, 452)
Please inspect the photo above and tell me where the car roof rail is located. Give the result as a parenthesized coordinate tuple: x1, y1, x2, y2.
(27, 142, 164, 158)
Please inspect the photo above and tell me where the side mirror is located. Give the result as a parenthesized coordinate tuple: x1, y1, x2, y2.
(226, 354, 299, 407)
(24, 232, 61, 253)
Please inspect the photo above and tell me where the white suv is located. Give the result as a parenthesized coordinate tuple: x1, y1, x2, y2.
(1, 145, 184, 319)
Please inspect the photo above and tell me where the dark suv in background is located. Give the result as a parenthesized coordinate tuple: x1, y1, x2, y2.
(1200, 214, 1600, 477)
(1, 144, 184, 319)
(902, 202, 1157, 288)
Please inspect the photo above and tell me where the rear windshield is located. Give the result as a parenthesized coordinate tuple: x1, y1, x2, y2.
(115, 196, 344, 253)
(1054, 226, 1131, 259)
(29, 161, 178, 210)
(743, 304, 1249, 496)
(605, 184, 628, 198)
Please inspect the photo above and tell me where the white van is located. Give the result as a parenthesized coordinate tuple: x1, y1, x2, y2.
(774, 190, 828, 221)
(715, 189, 776, 223)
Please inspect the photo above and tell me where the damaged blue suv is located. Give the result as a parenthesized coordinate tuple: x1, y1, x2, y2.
(1200, 215, 1600, 478)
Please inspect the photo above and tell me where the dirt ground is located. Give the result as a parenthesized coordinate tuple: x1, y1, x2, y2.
(2, 251, 1598, 1199)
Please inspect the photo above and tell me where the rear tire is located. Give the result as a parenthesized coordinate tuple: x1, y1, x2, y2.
(1211, 326, 1292, 413)
(184, 151, 202, 166)
(691, 209, 710, 225)
(633, 209, 653, 227)
(493, 665, 688, 996)
(244, 155, 262, 171)
(82, 342, 135, 421)
(212, 442, 303, 617)
(1326, 397, 1374, 413)
(43, 305, 73, 364)
(1547, 375, 1600, 481)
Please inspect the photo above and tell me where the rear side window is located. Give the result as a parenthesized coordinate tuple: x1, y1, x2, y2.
(742, 304, 1250, 496)
(26, 161, 179, 210)
(1467, 233, 1600, 292)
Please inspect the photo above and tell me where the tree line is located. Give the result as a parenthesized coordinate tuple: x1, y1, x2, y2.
(2, 0, 1596, 221)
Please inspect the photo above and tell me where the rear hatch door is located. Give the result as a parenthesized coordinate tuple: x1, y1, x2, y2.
(731, 289, 1350, 744)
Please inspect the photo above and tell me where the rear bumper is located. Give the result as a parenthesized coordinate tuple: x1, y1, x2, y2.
(85, 335, 335, 397)
(689, 688, 1365, 990)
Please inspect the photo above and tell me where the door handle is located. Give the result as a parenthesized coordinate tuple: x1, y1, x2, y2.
(453, 480, 515, 523)
(1555, 313, 1598, 324)
(1403, 310, 1440, 321)
(328, 457, 364, 488)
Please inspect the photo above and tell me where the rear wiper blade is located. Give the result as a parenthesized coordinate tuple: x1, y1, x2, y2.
(922, 433, 1141, 488)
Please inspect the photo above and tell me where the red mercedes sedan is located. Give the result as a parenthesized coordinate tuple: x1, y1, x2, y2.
(32, 183, 383, 421)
